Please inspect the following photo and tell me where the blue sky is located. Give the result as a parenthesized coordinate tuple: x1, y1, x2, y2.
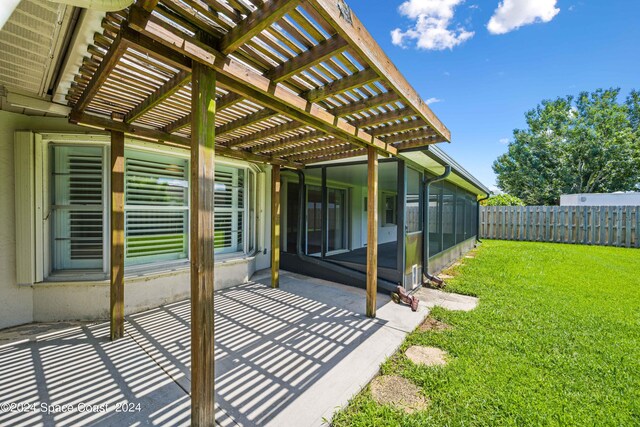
(345, 0, 640, 190)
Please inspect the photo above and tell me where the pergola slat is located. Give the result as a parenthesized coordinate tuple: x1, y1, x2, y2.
(251, 130, 324, 153)
(219, 0, 300, 55)
(304, 68, 379, 102)
(332, 91, 400, 117)
(125, 70, 191, 123)
(351, 107, 414, 129)
(226, 120, 304, 148)
(381, 128, 438, 144)
(268, 36, 348, 83)
(216, 109, 280, 137)
(370, 119, 428, 137)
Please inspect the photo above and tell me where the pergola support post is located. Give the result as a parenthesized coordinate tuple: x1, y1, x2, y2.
(366, 146, 378, 318)
(271, 164, 281, 288)
(190, 62, 216, 427)
(110, 130, 125, 341)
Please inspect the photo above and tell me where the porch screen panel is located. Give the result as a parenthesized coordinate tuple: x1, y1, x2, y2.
(456, 188, 466, 243)
(442, 182, 456, 251)
(215, 165, 244, 254)
(125, 153, 189, 265)
(428, 181, 443, 256)
(51, 146, 104, 271)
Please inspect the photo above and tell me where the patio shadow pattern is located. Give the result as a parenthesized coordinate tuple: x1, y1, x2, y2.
(0, 273, 390, 426)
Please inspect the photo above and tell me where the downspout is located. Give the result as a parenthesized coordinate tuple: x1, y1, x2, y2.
(476, 194, 490, 243)
(422, 165, 451, 285)
(292, 170, 398, 293)
(47, 0, 134, 11)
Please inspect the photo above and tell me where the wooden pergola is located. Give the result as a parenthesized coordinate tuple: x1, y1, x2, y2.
(65, 0, 450, 424)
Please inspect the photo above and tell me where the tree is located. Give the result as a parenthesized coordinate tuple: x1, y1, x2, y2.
(493, 89, 640, 205)
(481, 194, 525, 206)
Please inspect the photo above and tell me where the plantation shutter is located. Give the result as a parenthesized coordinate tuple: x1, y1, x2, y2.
(215, 166, 244, 254)
(125, 153, 189, 265)
(52, 146, 105, 270)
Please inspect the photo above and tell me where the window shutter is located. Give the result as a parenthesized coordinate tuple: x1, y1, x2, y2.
(125, 154, 189, 265)
(214, 166, 244, 254)
(52, 146, 105, 271)
(14, 131, 35, 284)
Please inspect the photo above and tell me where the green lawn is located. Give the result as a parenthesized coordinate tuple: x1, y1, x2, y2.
(333, 240, 640, 426)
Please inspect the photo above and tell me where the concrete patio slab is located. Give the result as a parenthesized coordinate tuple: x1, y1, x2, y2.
(0, 271, 433, 427)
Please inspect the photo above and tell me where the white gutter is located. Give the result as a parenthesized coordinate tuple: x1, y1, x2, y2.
(47, 0, 134, 11)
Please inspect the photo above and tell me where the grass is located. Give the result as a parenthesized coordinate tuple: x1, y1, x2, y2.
(332, 240, 640, 426)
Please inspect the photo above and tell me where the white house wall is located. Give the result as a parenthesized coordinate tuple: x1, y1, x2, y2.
(0, 110, 272, 329)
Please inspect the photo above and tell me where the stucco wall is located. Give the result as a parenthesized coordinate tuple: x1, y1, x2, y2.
(0, 111, 271, 328)
(0, 111, 90, 329)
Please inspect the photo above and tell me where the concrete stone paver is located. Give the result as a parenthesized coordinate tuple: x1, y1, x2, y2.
(405, 346, 448, 366)
(416, 287, 479, 312)
(369, 375, 429, 413)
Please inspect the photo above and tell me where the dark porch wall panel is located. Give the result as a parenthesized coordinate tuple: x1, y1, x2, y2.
(429, 180, 479, 259)
(428, 236, 477, 275)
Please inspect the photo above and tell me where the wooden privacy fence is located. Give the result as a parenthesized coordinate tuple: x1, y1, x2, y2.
(480, 206, 640, 248)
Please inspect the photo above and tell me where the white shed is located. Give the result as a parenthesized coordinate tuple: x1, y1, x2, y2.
(560, 192, 640, 206)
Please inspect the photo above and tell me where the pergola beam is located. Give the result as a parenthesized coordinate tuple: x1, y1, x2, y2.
(217, 108, 279, 137)
(303, 148, 367, 164)
(73, 34, 127, 113)
(125, 70, 191, 123)
(351, 107, 414, 129)
(269, 138, 337, 157)
(395, 136, 443, 151)
(268, 36, 348, 83)
(251, 130, 325, 154)
(163, 92, 244, 134)
(306, 0, 451, 142)
(125, 15, 396, 156)
(286, 144, 353, 161)
(219, 0, 300, 55)
(380, 128, 437, 144)
(331, 91, 400, 117)
(226, 120, 304, 148)
(304, 68, 378, 102)
(70, 111, 302, 168)
(370, 119, 428, 137)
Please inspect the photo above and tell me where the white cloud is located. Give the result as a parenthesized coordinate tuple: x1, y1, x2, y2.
(487, 0, 560, 35)
(391, 0, 474, 51)
(425, 97, 442, 105)
(499, 138, 510, 145)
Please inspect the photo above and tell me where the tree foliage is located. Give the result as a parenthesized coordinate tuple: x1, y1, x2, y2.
(481, 194, 525, 206)
(493, 89, 640, 205)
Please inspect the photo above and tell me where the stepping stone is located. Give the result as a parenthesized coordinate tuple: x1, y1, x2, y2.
(370, 375, 429, 413)
(419, 317, 452, 332)
(405, 346, 448, 366)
